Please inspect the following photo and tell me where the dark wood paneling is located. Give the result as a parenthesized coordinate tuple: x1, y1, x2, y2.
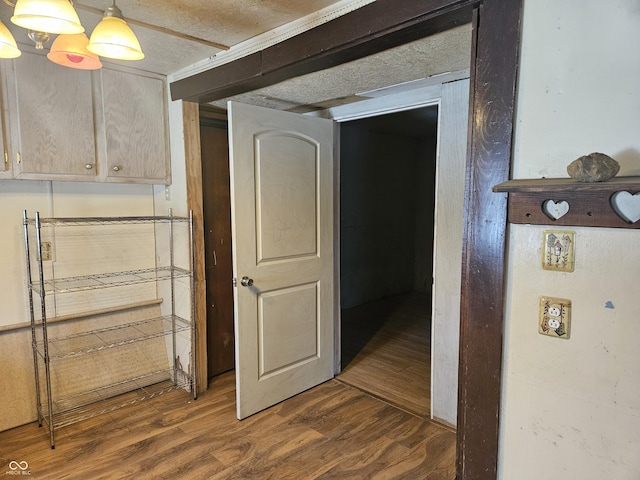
(457, 2, 523, 479)
(200, 120, 235, 377)
(170, 0, 476, 103)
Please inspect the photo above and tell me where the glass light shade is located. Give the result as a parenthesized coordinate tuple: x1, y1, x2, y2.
(11, 0, 84, 35)
(87, 16, 144, 60)
(0, 21, 21, 58)
(47, 33, 102, 70)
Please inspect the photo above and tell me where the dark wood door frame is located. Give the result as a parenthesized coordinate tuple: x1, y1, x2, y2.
(200, 115, 235, 378)
(172, 1, 523, 478)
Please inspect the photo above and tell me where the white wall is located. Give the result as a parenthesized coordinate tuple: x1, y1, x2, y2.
(0, 181, 157, 329)
(154, 96, 189, 218)
(154, 96, 191, 371)
(499, 1, 640, 478)
(0, 180, 156, 430)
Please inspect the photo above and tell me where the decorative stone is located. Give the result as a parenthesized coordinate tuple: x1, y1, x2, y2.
(567, 152, 620, 182)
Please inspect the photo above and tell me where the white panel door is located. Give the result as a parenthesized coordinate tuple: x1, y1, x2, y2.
(228, 102, 335, 419)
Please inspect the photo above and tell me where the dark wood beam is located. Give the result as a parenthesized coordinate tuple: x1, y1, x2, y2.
(170, 0, 476, 103)
(457, 1, 523, 478)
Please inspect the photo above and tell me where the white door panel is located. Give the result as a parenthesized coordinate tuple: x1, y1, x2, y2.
(228, 102, 334, 419)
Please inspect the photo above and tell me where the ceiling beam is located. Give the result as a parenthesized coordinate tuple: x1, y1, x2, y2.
(169, 0, 476, 103)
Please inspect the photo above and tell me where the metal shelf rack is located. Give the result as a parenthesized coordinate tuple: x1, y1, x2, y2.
(30, 266, 191, 295)
(23, 210, 196, 449)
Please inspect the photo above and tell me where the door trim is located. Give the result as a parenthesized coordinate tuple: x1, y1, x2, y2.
(182, 101, 208, 394)
(323, 81, 455, 422)
(179, 1, 524, 477)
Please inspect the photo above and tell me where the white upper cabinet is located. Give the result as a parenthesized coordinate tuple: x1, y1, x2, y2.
(5, 50, 97, 180)
(1, 51, 170, 184)
(96, 68, 170, 184)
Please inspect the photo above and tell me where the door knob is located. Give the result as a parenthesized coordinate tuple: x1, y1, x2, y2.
(240, 276, 254, 287)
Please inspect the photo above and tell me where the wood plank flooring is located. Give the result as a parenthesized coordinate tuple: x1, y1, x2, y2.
(0, 371, 455, 479)
(339, 293, 431, 417)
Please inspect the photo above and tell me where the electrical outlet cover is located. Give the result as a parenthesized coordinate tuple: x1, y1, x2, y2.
(539, 296, 571, 339)
(41, 241, 52, 261)
(542, 230, 575, 272)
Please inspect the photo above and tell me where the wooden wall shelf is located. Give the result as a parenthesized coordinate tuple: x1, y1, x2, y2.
(493, 176, 640, 229)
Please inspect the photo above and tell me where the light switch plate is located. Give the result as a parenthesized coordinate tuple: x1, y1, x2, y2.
(539, 296, 571, 339)
(542, 230, 575, 272)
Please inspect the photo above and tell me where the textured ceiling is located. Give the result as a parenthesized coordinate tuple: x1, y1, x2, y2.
(209, 25, 472, 112)
(0, 1, 471, 112)
(0, 0, 361, 74)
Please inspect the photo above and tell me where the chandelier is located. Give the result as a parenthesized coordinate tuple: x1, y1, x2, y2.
(0, 0, 143, 69)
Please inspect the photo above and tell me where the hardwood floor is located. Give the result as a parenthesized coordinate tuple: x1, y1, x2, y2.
(0, 371, 455, 479)
(339, 293, 431, 417)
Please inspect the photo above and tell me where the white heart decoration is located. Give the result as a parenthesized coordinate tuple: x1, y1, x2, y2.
(542, 200, 570, 220)
(611, 191, 640, 223)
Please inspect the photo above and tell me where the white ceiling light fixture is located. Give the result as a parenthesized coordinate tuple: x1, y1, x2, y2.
(0, 19, 20, 57)
(0, 0, 145, 64)
(87, 0, 143, 60)
(11, 0, 83, 34)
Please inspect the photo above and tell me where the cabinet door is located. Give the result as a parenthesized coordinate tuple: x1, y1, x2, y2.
(0, 72, 9, 179)
(99, 68, 170, 184)
(0, 127, 7, 178)
(7, 51, 97, 179)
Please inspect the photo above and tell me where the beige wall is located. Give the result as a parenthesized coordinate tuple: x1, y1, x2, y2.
(499, 0, 640, 478)
(0, 181, 158, 332)
(0, 181, 156, 430)
(0, 81, 189, 432)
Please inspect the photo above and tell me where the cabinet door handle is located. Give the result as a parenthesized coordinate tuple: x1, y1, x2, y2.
(85, 164, 93, 170)
(112, 165, 122, 172)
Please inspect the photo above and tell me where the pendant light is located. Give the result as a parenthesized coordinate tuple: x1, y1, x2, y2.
(11, 0, 83, 34)
(87, 0, 144, 60)
(27, 29, 49, 49)
(0, 20, 21, 58)
(47, 32, 102, 70)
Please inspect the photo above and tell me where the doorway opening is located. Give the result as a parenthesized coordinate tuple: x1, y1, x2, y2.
(181, 1, 523, 471)
(337, 106, 438, 418)
(199, 75, 468, 427)
(200, 106, 440, 401)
